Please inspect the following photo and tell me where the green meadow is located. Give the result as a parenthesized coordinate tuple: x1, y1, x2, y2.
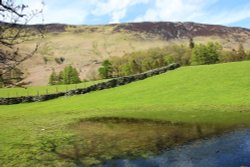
(1, 61, 250, 166)
(0, 80, 105, 98)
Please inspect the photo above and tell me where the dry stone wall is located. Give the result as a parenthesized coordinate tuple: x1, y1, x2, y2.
(0, 63, 180, 105)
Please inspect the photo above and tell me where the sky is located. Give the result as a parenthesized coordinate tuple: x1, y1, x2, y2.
(15, 0, 250, 28)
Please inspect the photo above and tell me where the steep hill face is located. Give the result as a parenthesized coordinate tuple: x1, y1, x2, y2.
(25, 21, 250, 41)
(114, 22, 250, 41)
(6, 22, 250, 86)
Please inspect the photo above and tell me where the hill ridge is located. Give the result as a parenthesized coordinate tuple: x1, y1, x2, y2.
(2, 21, 250, 38)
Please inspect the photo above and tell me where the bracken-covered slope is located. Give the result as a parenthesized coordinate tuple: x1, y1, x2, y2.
(5, 21, 250, 85)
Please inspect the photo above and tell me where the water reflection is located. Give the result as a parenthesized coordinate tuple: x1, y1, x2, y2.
(41, 118, 248, 166)
(103, 130, 250, 167)
(70, 117, 231, 166)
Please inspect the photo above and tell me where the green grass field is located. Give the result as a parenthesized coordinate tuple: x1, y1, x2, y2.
(0, 80, 105, 98)
(1, 61, 250, 166)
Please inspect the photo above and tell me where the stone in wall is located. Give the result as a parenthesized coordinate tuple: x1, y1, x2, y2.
(0, 63, 180, 105)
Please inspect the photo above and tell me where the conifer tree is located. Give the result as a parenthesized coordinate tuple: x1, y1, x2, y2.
(48, 66, 81, 85)
(189, 37, 195, 49)
(63, 65, 81, 84)
(237, 43, 247, 61)
(98, 60, 112, 79)
(48, 69, 58, 85)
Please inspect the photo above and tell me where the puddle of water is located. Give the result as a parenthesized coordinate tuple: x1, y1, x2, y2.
(65, 117, 232, 166)
(103, 129, 250, 167)
(40, 117, 246, 166)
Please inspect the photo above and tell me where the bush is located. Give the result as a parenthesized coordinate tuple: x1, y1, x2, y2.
(43, 56, 49, 64)
(220, 44, 248, 62)
(191, 42, 222, 65)
(55, 57, 65, 64)
(247, 50, 250, 60)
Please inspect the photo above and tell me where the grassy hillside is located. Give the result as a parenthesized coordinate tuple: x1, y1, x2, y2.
(0, 80, 105, 98)
(19, 25, 170, 85)
(1, 61, 250, 166)
(17, 22, 250, 86)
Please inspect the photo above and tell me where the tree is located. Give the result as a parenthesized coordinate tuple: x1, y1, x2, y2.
(109, 57, 125, 77)
(237, 43, 247, 61)
(189, 37, 195, 49)
(166, 45, 192, 65)
(48, 69, 58, 85)
(63, 65, 81, 84)
(220, 44, 247, 62)
(98, 60, 112, 79)
(71, 67, 81, 84)
(191, 42, 222, 65)
(58, 71, 64, 84)
(142, 57, 153, 71)
(129, 59, 141, 74)
(247, 50, 250, 60)
(48, 66, 81, 85)
(63, 66, 70, 84)
(0, 0, 44, 87)
(220, 50, 235, 62)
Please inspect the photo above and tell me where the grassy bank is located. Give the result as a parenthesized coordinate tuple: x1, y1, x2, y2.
(0, 80, 105, 98)
(0, 61, 250, 166)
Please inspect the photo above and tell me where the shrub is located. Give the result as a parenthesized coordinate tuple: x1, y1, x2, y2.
(237, 43, 247, 61)
(55, 57, 65, 64)
(43, 56, 48, 64)
(220, 44, 248, 62)
(247, 50, 250, 60)
(191, 42, 222, 65)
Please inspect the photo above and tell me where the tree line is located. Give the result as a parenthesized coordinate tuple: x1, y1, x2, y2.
(49, 65, 81, 85)
(99, 41, 250, 79)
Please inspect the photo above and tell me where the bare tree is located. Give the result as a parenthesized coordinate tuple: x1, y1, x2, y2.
(0, 0, 44, 87)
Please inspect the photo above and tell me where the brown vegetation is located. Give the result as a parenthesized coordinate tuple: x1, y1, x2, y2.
(2, 21, 250, 86)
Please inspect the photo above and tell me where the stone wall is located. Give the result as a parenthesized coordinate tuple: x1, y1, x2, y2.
(0, 63, 180, 105)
